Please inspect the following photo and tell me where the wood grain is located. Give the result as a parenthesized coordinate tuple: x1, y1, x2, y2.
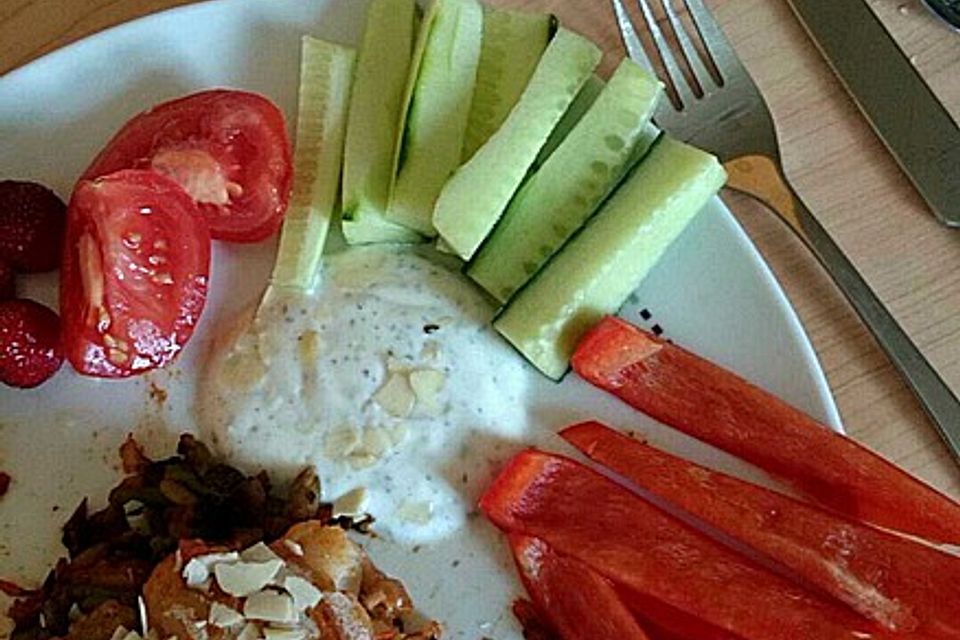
(2, 0, 960, 498)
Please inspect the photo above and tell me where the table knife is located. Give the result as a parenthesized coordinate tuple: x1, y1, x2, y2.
(786, 0, 960, 226)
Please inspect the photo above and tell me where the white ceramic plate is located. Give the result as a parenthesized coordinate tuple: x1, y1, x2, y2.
(0, 1, 842, 637)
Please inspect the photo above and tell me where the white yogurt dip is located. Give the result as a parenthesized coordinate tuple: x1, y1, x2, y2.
(197, 246, 537, 544)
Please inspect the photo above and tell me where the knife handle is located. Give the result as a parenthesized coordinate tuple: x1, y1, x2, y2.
(726, 154, 960, 462)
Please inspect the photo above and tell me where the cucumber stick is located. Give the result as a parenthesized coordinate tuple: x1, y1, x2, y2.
(387, 0, 484, 236)
(341, 0, 420, 245)
(433, 28, 602, 260)
(271, 37, 355, 293)
(461, 7, 553, 161)
(534, 73, 604, 170)
(494, 137, 727, 380)
(468, 60, 663, 303)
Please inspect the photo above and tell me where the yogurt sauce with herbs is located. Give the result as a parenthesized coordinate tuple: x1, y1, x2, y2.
(197, 246, 536, 544)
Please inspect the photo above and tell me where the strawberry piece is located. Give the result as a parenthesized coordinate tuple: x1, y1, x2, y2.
(509, 534, 653, 640)
(571, 315, 960, 545)
(0, 180, 67, 272)
(0, 299, 64, 388)
(480, 450, 896, 640)
(562, 421, 960, 638)
(0, 260, 14, 300)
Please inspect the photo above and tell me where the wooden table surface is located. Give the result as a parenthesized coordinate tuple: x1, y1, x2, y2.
(2, 0, 960, 499)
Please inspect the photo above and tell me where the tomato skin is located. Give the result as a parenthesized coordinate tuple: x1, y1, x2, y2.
(62, 170, 211, 378)
(82, 89, 292, 243)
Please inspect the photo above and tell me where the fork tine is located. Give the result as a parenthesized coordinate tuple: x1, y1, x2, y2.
(682, 0, 741, 84)
(636, 0, 696, 108)
(610, 0, 657, 74)
(660, 0, 716, 93)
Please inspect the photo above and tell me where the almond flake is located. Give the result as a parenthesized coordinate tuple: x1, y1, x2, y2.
(332, 488, 368, 519)
(182, 559, 211, 588)
(215, 559, 284, 598)
(283, 575, 322, 611)
(359, 428, 392, 459)
(243, 590, 298, 624)
(388, 423, 409, 446)
(348, 454, 378, 470)
(241, 542, 282, 563)
(373, 373, 415, 417)
(208, 602, 244, 629)
(323, 426, 360, 460)
(263, 628, 307, 640)
(237, 622, 262, 640)
(395, 499, 433, 525)
(409, 369, 445, 415)
(109, 628, 131, 640)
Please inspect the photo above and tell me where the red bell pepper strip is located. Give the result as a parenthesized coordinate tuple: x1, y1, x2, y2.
(480, 449, 895, 640)
(571, 315, 960, 544)
(618, 588, 746, 640)
(512, 599, 560, 640)
(509, 534, 653, 640)
(562, 420, 960, 638)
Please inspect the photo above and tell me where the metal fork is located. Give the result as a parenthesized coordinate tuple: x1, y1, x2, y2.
(613, 0, 960, 460)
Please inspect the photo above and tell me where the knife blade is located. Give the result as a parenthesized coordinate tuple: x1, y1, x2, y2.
(786, 0, 960, 226)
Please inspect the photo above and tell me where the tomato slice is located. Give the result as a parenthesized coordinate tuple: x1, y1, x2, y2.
(82, 89, 292, 242)
(61, 170, 211, 377)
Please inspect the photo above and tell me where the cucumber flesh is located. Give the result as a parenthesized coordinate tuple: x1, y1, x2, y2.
(494, 137, 727, 380)
(387, 0, 484, 237)
(435, 236, 458, 255)
(461, 7, 553, 162)
(533, 73, 604, 170)
(390, 0, 441, 193)
(270, 37, 355, 294)
(467, 60, 663, 303)
(341, 0, 421, 245)
(433, 28, 602, 260)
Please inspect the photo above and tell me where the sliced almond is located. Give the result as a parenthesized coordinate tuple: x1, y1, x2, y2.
(186, 550, 240, 582)
(262, 628, 307, 640)
(323, 426, 360, 460)
(237, 622, 262, 640)
(348, 454, 378, 470)
(182, 558, 214, 588)
(244, 590, 298, 624)
(333, 487, 369, 519)
(394, 499, 433, 525)
(359, 427, 392, 459)
(196, 551, 241, 565)
(241, 542, 282, 564)
(373, 373, 415, 418)
(283, 575, 323, 611)
(387, 422, 409, 446)
(215, 559, 284, 598)
(208, 602, 245, 629)
(409, 369, 445, 416)
(109, 628, 131, 640)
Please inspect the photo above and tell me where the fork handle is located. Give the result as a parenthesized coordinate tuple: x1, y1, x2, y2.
(725, 154, 960, 460)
